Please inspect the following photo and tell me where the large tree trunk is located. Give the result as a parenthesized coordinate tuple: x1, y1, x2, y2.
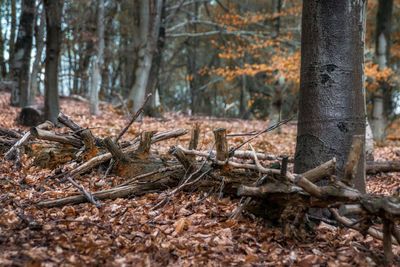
(43, 0, 63, 123)
(29, 7, 46, 105)
(128, 0, 163, 116)
(294, 0, 367, 193)
(9, 0, 35, 107)
(89, 0, 105, 115)
(371, 0, 393, 142)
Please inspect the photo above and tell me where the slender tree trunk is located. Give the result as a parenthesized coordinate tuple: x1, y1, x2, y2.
(128, 0, 163, 115)
(371, 0, 393, 141)
(9, 0, 17, 66)
(187, 2, 200, 115)
(376, 0, 393, 70)
(145, 2, 165, 117)
(239, 74, 250, 119)
(273, 0, 281, 37)
(89, 0, 105, 115)
(29, 7, 45, 105)
(43, 0, 63, 123)
(270, 75, 284, 124)
(294, 0, 367, 193)
(10, 0, 35, 107)
(89, 59, 99, 114)
(0, 0, 7, 79)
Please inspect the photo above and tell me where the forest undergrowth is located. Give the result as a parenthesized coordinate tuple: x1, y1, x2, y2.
(0, 92, 400, 266)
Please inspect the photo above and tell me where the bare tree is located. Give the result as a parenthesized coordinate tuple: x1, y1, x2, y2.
(128, 0, 163, 116)
(10, 0, 35, 107)
(43, 0, 63, 123)
(294, 0, 367, 193)
(29, 5, 46, 105)
(89, 0, 105, 115)
(371, 0, 394, 141)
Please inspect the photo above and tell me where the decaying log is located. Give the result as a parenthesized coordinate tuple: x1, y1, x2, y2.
(57, 112, 102, 146)
(366, 161, 400, 174)
(3, 121, 54, 161)
(36, 163, 255, 208)
(65, 129, 188, 179)
(30, 128, 82, 147)
(37, 181, 174, 208)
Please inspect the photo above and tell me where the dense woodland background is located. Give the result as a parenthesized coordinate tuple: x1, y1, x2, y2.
(0, 0, 399, 136)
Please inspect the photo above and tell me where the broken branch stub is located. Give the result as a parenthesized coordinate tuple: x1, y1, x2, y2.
(342, 135, 363, 187)
(213, 128, 228, 162)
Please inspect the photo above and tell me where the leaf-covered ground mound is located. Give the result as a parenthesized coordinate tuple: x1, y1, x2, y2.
(1, 92, 400, 266)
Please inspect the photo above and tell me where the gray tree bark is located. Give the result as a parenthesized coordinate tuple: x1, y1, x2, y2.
(128, 0, 163, 116)
(8, 0, 17, 67)
(294, 0, 367, 193)
(0, 1, 7, 79)
(89, 0, 105, 115)
(43, 0, 63, 123)
(29, 7, 46, 105)
(371, 0, 393, 141)
(10, 0, 35, 107)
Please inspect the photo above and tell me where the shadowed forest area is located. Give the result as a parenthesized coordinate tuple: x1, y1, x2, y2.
(1, 0, 400, 266)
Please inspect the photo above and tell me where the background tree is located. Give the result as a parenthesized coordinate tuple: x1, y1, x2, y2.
(294, 0, 367, 192)
(127, 0, 163, 115)
(29, 4, 45, 105)
(43, 0, 63, 123)
(371, 0, 394, 141)
(9, 0, 35, 107)
(89, 0, 105, 115)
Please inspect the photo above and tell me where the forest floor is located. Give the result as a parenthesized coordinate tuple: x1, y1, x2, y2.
(0, 91, 400, 266)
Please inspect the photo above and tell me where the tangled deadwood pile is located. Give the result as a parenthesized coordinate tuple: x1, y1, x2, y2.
(2, 110, 400, 265)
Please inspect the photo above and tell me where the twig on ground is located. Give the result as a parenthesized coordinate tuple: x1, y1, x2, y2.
(66, 177, 102, 208)
(118, 165, 183, 187)
(229, 116, 293, 156)
(115, 93, 152, 143)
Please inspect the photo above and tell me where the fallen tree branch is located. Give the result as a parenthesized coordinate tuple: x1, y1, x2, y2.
(330, 208, 398, 246)
(3, 121, 54, 161)
(62, 128, 188, 179)
(366, 161, 400, 174)
(178, 146, 291, 162)
(66, 177, 102, 208)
